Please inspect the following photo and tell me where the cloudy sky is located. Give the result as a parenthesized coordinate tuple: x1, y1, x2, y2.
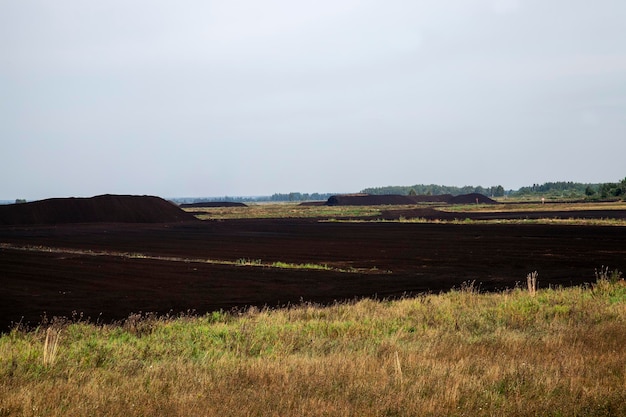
(2, 0, 625, 199)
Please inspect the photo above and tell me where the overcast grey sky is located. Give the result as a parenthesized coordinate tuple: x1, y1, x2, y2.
(2, 0, 625, 200)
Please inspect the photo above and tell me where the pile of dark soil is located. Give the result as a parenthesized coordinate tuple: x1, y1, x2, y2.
(326, 193, 497, 206)
(326, 194, 416, 206)
(0, 195, 198, 225)
(408, 194, 454, 203)
(180, 202, 248, 208)
(448, 193, 498, 204)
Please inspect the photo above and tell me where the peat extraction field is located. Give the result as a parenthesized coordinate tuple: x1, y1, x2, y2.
(1, 195, 625, 331)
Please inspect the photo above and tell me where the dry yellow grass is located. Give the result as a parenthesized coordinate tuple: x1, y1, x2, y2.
(441, 201, 626, 213)
(1, 278, 625, 416)
(185, 203, 385, 220)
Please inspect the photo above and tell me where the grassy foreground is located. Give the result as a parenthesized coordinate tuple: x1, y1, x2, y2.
(1, 277, 625, 417)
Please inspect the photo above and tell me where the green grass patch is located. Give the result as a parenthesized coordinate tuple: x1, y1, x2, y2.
(270, 261, 332, 270)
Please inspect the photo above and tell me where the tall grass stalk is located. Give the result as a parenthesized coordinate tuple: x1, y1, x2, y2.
(394, 350, 403, 386)
(42, 327, 60, 366)
(526, 271, 538, 296)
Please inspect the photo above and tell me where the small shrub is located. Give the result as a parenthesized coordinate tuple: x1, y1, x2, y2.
(123, 312, 158, 337)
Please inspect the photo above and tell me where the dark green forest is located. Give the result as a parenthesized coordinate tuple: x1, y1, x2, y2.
(362, 178, 626, 200)
(597, 178, 626, 198)
(511, 178, 625, 199)
(513, 182, 596, 198)
(361, 184, 506, 197)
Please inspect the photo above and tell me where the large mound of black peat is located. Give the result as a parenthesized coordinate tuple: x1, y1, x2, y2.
(0, 194, 198, 225)
(326, 193, 497, 206)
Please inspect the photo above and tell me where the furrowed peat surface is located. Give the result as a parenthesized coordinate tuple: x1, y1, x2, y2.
(1, 195, 625, 331)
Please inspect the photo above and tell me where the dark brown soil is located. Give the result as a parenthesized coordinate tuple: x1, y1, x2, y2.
(327, 194, 415, 205)
(381, 207, 626, 221)
(407, 194, 454, 203)
(1, 210, 625, 331)
(0, 195, 198, 225)
(326, 193, 497, 206)
(447, 193, 498, 204)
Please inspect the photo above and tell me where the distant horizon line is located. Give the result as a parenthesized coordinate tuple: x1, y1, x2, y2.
(2, 178, 620, 203)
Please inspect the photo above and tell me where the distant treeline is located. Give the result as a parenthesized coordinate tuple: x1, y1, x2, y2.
(362, 178, 626, 200)
(514, 182, 597, 198)
(173, 192, 335, 204)
(513, 179, 625, 199)
(268, 192, 335, 202)
(361, 184, 506, 197)
(597, 178, 626, 198)
(171, 178, 626, 204)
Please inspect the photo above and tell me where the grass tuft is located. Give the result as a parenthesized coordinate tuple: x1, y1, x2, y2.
(595, 265, 624, 284)
(42, 327, 61, 366)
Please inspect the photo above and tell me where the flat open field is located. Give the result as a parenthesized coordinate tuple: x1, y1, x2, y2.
(1, 203, 626, 331)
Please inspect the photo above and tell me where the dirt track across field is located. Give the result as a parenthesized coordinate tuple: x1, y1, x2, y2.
(2, 214, 625, 331)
